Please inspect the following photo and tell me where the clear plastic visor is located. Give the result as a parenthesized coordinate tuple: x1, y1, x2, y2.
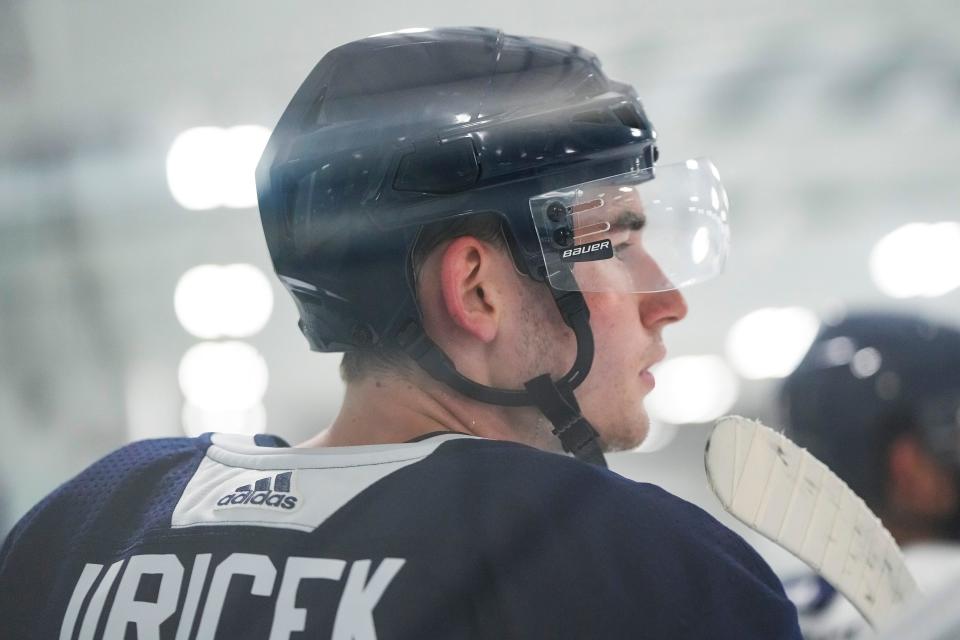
(530, 158, 730, 293)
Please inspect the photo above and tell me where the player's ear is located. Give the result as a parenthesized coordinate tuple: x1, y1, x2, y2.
(436, 236, 501, 343)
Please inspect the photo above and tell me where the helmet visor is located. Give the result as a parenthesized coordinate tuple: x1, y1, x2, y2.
(529, 158, 730, 293)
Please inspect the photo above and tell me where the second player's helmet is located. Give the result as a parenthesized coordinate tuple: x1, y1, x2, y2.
(257, 27, 730, 463)
(781, 312, 960, 512)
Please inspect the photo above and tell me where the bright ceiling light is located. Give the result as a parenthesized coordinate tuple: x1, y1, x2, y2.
(220, 125, 271, 208)
(646, 355, 739, 424)
(174, 263, 274, 339)
(178, 341, 268, 412)
(174, 265, 220, 338)
(820, 336, 856, 367)
(726, 307, 820, 379)
(869, 222, 960, 298)
(166, 125, 270, 210)
(182, 402, 267, 437)
(166, 127, 224, 210)
(850, 347, 882, 379)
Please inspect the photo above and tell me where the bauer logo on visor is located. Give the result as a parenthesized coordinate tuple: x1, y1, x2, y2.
(560, 239, 613, 262)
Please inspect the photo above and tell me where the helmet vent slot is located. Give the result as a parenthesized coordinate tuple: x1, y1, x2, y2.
(613, 104, 645, 130)
(571, 109, 618, 125)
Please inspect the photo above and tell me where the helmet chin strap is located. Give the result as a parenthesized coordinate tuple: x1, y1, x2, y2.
(396, 289, 607, 468)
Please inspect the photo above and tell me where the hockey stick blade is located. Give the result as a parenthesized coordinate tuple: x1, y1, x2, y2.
(704, 415, 919, 629)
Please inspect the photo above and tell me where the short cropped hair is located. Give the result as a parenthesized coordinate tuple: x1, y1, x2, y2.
(340, 213, 508, 383)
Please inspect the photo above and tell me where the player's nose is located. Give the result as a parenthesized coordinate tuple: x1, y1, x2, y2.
(639, 287, 688, 329)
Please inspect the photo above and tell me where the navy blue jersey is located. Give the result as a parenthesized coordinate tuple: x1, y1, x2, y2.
(0, 432, 800, 639)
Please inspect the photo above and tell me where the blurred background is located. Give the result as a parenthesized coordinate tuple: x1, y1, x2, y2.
(1, 0, 959, 578)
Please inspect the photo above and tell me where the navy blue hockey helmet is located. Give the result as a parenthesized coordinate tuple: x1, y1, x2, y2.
(256, 27, 730, 464)
(780, 312, 960, 511)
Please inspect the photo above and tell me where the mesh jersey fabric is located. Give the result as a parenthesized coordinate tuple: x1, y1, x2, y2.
(0, 433, 800, 639)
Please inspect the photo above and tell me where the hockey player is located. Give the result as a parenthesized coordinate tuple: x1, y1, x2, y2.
(780, 311, 960, 639)
(0, 28, 801, 638)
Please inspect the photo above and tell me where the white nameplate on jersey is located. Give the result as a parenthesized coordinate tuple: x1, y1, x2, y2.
(172, 433, 470, 532)
(59, 552, 405, 640)
(704, 416, 919, 630)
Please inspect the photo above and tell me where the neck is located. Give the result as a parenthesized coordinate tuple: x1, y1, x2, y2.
(298, 369, 561, 453)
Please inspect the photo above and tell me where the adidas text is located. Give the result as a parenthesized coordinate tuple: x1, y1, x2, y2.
(216, 490, 298, 510)
(215, 471, 300, 511)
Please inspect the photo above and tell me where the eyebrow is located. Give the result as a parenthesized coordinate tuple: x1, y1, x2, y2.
(610, 209, 646, 231)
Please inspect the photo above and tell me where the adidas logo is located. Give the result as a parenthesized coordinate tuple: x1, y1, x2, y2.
(215, 471, 300, 511)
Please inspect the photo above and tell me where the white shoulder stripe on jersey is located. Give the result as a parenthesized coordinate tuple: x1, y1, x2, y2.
(208, 432, 475, 470)
(172, 433, 476, 533)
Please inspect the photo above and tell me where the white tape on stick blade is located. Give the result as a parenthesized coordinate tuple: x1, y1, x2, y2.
(704, 415, 919, 629)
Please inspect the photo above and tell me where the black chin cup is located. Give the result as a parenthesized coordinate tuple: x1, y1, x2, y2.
(397, 290, 607, 467)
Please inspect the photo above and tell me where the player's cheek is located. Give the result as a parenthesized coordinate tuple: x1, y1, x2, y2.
(584, 292, 635, 336)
